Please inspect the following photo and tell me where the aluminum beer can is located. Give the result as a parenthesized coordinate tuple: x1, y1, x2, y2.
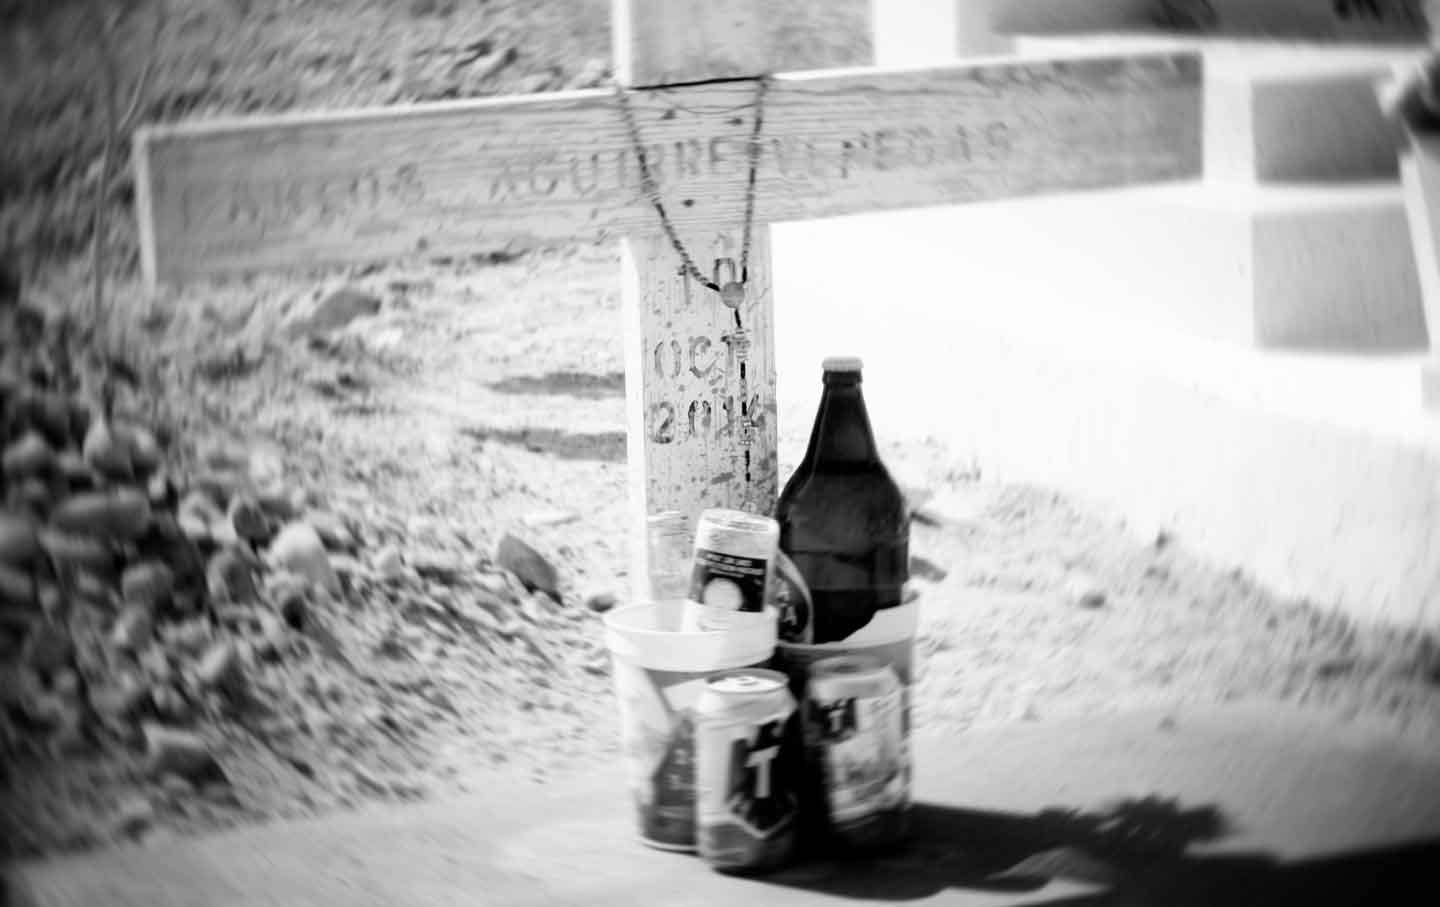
(804, 654, 910, 851)
(695, 669, 800, 873)
(681, 509, 779, 633)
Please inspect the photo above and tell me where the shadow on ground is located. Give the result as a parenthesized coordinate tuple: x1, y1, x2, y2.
(759, 797, 1437, 906)
(487, 371, 625, 400)
(461, 425, 626, 462)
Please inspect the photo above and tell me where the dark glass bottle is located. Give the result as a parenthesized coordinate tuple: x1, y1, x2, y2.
(774, 358, 908, 645)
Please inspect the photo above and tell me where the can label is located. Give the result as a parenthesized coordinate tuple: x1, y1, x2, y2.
(613, 660, 763, 851)
(806, 662, 909, 844)
(696, 675, 799, 871)
(686, 510, 778, 627)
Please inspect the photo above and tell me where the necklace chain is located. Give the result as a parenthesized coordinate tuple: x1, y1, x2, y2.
(613, 77, 770, 294)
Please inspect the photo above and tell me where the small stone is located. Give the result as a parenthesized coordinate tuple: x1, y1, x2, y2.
(409, 548, 467, 584)
(38, 529, 116, 574)
(151, 685, 190, 723)
(266, 572, 311, 630)
(303, 510, 355, 551)
(372, 545, 405, 580)
(159, 773, 195, 798)
(520, 508, 580, 529)
(495, 533, 559, 596)
(51, 489, 151, 541)
(209, 517, 240, 550)
(253, 611, 287, 659)
(194, 640, 244, 693)
(0, 562, 35, 610)
(176, 511, 210, 545)
(2, 432, 57, 479)
(142, 723, 222, 781)
(268, 523, 340, 595)
(24, 621, 72, 675)
(111, 605, 154, 651)
(295, 287, 382, 336)
(165, 619, 212, 656)
(0, 511, 40, 565)
(90, 674, 150, 722)
(56, 451, 96, 490)
(178, 490, 222, 525)
(207, 549, 257, 604)
(121, 561, 175, 612)
(1064, 575, 1107, 610)
(583, 590, 618, 614)
(110, 795, 155, 838)
(117, 424, 162, 476)
(228, 494, 270, 543)
(82, 419, 133, 480)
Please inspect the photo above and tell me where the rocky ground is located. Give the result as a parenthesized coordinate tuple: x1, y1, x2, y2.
(3, 0, 1439, 868)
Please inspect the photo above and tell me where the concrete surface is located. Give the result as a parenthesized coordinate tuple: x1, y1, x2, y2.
(772, 199, 1440, 629)
(7, 703, 1439, 906)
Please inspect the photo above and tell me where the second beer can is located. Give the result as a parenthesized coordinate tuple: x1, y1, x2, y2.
(804, 654, 910, 851)
(695, 669, 800, 873)
(681, 509, 779, 633)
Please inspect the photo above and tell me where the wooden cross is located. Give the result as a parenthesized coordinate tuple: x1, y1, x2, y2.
(132, 0, 1201, 601)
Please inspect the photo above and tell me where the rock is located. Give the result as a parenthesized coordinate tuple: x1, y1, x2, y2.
(110, 795, 156, 838)
(73, 568, 117, 606)
(111, 605, 154, 651)
(209, 516, 240, 550)
(24, 621, 72, 675)
(2, 432, 56, 479)
(474, 571, 509, 597)
(409, 548, 467, 584)
(121, 561, 175, 612)
(116, 424, 162, 475)
(372, 545, 405, 580)
(51, 489, 151, 541)
(268, 523, 339, 595)
(252, 611, 287, 659)
(165, 619, 212, 656)
(583, 590, 618, 614)
(0, 562, 35, 609)
(159, 773, 195, 798)
(176, 510, 210, 545)
(1064, 575, 1108, 610)
(495, 533, 559, 596)
(207, 549, 257, 604)
(520, 508, 580, 529)
(150, 685, 190, 723)
(89, 674, 150, 722)
(194, 640, 244, 693)
(142, 723, 222, 781)
(37, 529, 116, 574)
(303, 510, 355, 551)
(294, 287, 382, 336)
(228, 494, 269, 543)
(178, 490, 223, 524)
(82, 419, 133, 480)
(57, 451, 97, 490)
(256, 485, 300, 521)
(37, 581, 61, 616)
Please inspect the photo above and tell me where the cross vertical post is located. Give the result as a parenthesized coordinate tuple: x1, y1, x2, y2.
(614, 0, 780, 604)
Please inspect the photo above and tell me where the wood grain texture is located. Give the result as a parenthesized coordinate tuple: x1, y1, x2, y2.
(135, 52, 1202, 285)
(993, 0, 1432, 41)
(616, 0, 782, 602)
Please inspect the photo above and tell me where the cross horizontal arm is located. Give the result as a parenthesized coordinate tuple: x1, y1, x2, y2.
(135, 52, 1201, 285)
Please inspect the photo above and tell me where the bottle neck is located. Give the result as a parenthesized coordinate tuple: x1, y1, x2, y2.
(802, 375, 881, 469)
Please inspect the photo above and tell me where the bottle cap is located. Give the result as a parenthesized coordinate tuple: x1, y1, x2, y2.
(822, 356, 863, 374)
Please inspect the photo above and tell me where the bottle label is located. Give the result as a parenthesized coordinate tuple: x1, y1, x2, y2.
(689, 547, 770, 614)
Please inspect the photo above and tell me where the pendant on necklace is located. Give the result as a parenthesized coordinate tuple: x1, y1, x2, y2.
(719, 281, 746, 309)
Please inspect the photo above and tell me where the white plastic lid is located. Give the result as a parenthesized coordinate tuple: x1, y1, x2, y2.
(822, 356, 863, 373)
